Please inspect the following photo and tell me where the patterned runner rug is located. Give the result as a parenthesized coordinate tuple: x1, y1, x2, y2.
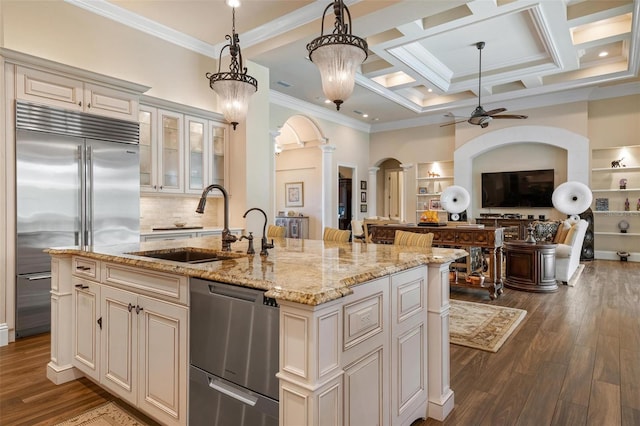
(55, 402, 148, 426)
(450, 299, 526, 352)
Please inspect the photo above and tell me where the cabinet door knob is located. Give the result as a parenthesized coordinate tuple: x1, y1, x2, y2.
(78, 101, 82, 107)
(97, 317, 102, 330)
(135, 305, 144, 315)
(127, 303, 133, 312)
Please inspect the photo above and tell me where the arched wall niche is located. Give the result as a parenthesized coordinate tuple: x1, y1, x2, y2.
(454, 125, 589, 219)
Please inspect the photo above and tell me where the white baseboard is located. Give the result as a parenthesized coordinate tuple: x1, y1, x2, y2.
(0, 323, 8, 347)
(595, 250, 639, 262)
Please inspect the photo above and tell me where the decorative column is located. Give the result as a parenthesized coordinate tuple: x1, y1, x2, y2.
(426, 261, 455, 420)
(368, 167, 379, 217)
(270, 129, 281, 219)
(400, 163, 413, 223)
(320, 145, 337, 230)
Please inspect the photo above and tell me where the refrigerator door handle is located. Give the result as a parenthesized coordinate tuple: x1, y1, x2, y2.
(78, 145, 87, 246)
(86, 145, 94, 246)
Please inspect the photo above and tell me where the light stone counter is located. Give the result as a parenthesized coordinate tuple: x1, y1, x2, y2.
(47, 235, 467, 306)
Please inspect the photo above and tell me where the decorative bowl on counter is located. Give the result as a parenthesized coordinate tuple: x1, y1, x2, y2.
(174, 221, 187, 228)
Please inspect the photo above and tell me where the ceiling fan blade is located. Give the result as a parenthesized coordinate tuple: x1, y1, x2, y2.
(439, 119, 467, 127)
(484, 108, 507, 116)
(492, 114, 528, 119)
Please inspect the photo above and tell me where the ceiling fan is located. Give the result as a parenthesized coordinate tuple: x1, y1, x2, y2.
(442, 41, 528, 128)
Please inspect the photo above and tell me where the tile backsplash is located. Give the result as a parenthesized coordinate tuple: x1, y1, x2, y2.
(140, 196, 219, 230)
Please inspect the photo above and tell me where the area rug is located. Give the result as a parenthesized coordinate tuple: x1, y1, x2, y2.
(567, 264, 585, 287)
(449, 300, 527, 353)
(54, 402, 148, 426)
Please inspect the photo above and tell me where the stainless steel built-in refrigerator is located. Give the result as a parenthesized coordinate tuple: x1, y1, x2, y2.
(15, 101, 140, 338)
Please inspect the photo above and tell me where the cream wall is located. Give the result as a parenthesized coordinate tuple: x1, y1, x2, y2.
(1, 0, 216, 110)
(275, 148, 322, 238)
(370, 101, 594, 222)
(588, 94, 640, 150)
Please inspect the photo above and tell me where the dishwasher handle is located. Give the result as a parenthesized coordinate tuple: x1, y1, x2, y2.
(207, 284, 259, 303)
(208, 377, 258, 407)
(25, 273, 52, 281)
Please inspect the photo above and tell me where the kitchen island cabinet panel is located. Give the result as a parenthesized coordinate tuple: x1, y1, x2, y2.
(71, 277, 100, 382)
(100, 284, 187, 426)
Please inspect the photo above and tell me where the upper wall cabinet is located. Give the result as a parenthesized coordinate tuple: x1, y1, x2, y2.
(139, 101, 228, 195)
(16, 66, 139, 122)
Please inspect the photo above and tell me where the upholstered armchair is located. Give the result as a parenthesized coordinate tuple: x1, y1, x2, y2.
(531, 219, 588, 284)
(554, 219, 588, 284)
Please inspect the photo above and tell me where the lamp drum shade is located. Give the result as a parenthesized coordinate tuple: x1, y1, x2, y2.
(552, 181, 593, 217)
(440, 185, 471, 215)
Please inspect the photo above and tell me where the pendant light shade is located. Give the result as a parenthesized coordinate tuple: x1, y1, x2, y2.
(307, 0, 368, 111)
(206, 8, 257, 130)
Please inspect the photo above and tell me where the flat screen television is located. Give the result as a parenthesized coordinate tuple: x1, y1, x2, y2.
(481, 169, 554, 208)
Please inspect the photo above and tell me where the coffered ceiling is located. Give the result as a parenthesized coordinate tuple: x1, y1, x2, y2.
(67, 0, 640, 132)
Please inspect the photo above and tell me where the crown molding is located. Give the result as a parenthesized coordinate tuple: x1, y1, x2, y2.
(65, 0, 217, 57)
(270, 91, 371, 133)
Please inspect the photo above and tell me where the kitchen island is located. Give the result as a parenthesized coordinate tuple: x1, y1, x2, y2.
(46, 236, 466, 426)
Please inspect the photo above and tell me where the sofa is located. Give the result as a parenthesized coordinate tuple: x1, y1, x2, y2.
(531, 218, 588, 284)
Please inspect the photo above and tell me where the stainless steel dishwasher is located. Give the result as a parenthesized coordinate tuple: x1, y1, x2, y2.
(189, 278, 279, 426)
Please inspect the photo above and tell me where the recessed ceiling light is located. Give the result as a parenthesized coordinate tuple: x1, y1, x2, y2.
(226, 0, 240, 7)
(598, 51, 608, 57)
(428, 88, 433, 93)
(324, 99, 332, 104)
(362, 114, 368, 118)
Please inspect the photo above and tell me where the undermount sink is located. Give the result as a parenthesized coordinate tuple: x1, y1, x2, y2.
(127, 248, 244, 264)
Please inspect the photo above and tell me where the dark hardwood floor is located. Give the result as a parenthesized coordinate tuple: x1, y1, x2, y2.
(0, 259, 638, 425)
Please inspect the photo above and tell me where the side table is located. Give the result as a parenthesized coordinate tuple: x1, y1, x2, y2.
(504, 241, 558, 292)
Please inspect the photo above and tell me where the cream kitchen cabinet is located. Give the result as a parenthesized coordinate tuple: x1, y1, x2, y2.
(140, 101, 228, 195)
(71, 277, 101, 383)
(16, 66, 139, 121)
(140, 106, 185, 193)
(100, 284, 187, 426)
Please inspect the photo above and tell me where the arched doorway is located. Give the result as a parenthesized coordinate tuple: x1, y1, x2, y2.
(274, 115, 328, 238)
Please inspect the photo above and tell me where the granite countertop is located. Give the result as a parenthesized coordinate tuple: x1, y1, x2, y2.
(46, 236, 467, 306)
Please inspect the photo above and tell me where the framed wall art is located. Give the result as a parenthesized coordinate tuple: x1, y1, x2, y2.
(360, 180, 367, 190)
(429, 198, 441, 211)
(360, 204, 367, 213)
(361, 191, 367, 203)
(285, 182, 304, 207)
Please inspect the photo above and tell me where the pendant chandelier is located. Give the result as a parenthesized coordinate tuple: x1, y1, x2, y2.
(306, 0, 368, 111)
(206, 6, 257, 130)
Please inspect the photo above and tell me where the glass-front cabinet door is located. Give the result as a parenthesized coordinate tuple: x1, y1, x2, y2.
(185, 115, 207, 194)
(138, 106, 156, 191)
(158, 109, 184, 193)
(209, 121, 228, 187)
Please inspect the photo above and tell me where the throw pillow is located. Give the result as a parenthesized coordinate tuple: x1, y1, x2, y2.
(553, 220, 571, 243)
(532, 221, 560, 242)
(564, 224, 578, 246)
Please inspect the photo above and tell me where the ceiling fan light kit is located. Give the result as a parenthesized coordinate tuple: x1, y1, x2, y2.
(206, 7, 257, 130)
(307, 0, 368, 111)
(442, 41, 528, 128)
